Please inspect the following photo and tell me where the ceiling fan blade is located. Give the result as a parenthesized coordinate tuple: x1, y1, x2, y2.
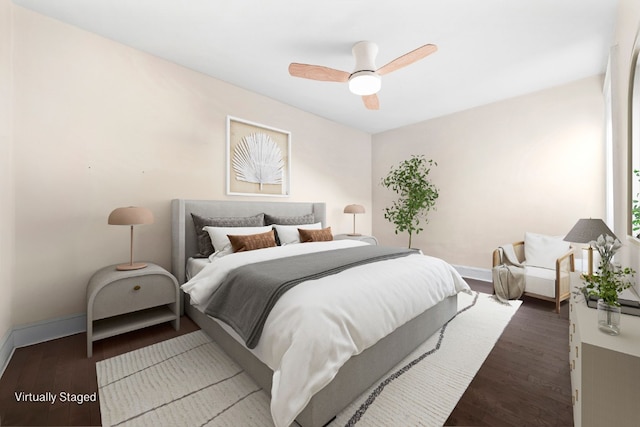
(362, 94, 380, 110)
(288, 63, 350, 82)
(376, 44, 438, 76)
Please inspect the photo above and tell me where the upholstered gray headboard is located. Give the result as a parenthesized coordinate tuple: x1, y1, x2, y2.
(171, 199, 326, 285)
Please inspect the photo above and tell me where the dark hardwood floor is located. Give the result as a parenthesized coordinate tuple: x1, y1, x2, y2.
(0, 316, 200, 427)
(446, 280, 573, 427)
(0, 279, 573, 427)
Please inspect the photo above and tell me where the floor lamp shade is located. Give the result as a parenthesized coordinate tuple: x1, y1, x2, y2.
(108, 206, 154, 271)
(564, 218, 617, 276)
(344, 204, 365, 236)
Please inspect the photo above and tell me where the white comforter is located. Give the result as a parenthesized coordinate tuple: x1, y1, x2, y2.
(182, 240, 470, 427)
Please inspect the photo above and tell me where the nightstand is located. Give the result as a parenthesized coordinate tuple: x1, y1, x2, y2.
(334, 234, 378, 245)
(86, 262, 180, 357)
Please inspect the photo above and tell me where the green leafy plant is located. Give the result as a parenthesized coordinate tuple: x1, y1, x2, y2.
(380, 155, 439, 248)
(579, 235, 635, 306)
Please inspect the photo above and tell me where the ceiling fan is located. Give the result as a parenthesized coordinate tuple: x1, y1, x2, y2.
(288, 41, 437, 110)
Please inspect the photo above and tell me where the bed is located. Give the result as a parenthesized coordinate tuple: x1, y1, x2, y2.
(171, 199, 469, 427)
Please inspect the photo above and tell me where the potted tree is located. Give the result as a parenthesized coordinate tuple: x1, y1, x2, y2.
(380, 154, 439, 248)
(579, 234, 635, 335)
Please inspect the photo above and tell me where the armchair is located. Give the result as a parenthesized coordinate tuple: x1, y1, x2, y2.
(492, 232, 575, 313)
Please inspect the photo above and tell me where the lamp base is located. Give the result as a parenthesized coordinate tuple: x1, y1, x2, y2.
(347, 233, 362, 236)
(116, 262, 148, 271)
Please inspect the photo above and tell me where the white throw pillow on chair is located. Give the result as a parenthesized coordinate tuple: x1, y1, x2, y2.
(524, 232, 570, 270)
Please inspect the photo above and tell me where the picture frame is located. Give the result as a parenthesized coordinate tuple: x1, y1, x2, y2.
(226, 116, 291, 197)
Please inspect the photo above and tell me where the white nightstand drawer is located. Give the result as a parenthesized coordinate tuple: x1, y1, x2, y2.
(93, 274, 176, 320)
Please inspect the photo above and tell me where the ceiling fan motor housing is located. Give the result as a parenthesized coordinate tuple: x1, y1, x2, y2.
(349, 41, 381, 95)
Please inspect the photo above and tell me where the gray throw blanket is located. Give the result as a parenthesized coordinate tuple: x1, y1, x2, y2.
(205, 245, 418, 348)
(492, 244, 526, 303)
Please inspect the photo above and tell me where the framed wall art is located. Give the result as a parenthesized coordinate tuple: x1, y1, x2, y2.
(226, 116, 291, 197)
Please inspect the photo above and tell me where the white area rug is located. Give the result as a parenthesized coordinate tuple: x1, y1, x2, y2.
(97, 292, 520, 426)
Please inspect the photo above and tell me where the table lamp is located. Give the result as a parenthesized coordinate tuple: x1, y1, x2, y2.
(108, 206, 154, 271)
(344, 204, 365, 236)
(564, 218, 616, 276)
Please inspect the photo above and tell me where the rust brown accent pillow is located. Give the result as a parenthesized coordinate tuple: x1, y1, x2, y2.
(299, 227, 333, 243)
(228, 230, 277, 253)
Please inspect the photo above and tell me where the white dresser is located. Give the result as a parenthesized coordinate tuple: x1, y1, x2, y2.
(569, 273, 640, 427)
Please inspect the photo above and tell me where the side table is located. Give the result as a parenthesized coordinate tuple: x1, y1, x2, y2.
(86, 262, 180, 357)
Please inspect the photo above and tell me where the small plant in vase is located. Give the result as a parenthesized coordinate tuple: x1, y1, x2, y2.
(579, 234, 635, 335)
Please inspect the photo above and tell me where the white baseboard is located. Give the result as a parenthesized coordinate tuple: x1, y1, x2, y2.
(0, 328, 15, 379)
(0, 313, 86, 378)
(11, 313, 86, 349)
(453, 265, 492, 282)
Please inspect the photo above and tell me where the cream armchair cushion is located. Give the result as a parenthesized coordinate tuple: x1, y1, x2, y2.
(524, 266, 557, 298)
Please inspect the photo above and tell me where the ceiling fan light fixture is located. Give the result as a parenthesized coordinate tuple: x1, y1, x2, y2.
(348, 71, 381, 95)
(289, 41, 436, 110)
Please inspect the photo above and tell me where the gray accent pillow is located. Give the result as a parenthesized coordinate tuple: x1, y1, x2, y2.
(191, 213, 265, 257)
(264, 213, 315, 226)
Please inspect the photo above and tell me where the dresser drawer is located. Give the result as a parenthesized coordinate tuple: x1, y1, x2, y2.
(92, 274, 176, 320)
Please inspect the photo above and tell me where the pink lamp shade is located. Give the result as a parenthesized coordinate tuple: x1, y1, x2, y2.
(344, 204, 365, 236)
(108, 206, 154, 271)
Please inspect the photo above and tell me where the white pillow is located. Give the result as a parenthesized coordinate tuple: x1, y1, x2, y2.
(204, 225, 273, 259)
(524, 232, 570, 270)
(273, 222, 323, 245)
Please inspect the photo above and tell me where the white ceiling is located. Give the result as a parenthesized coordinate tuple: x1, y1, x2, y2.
(13, 0, 618, 134)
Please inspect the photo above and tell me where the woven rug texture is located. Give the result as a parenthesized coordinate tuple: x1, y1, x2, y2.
(97, 291, 520, 427)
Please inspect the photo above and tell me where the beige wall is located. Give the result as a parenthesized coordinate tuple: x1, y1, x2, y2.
(10, 6, 372, 326)
(612, 0, 640, 290)
(372, 76, 606, 268)
(0, 0, 14, 341)
(6, 2, 633, 330)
